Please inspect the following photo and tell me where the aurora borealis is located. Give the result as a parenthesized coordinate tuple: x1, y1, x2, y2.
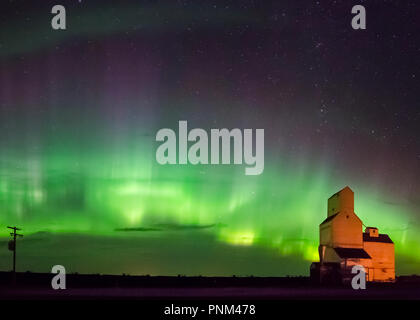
(0, 0, 419, 276)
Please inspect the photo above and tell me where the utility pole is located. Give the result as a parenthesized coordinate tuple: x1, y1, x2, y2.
(7, 226, 23, 286)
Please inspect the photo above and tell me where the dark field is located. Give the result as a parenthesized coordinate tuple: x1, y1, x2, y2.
(1, 272, 419, 300)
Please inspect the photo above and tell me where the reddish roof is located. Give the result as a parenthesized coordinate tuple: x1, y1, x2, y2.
(334, 247, 371, 259)
(320, 213, 338, 225)
(363, 233, 393, 244)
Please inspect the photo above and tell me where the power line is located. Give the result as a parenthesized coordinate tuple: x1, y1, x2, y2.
(7, 226, 23, 286)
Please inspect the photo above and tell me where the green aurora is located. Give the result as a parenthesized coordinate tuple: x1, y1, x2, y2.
(0, 148, 419, 274)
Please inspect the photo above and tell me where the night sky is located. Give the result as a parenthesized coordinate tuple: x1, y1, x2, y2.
(0, 0, 419, 276)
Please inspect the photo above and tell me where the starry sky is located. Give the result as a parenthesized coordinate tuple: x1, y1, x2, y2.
(0, 0, 419, 276)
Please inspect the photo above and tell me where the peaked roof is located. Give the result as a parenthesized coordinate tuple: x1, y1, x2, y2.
(329, 186, 353, 199)
(334, 247, 371, 259)
(320, 213, 338, 225)
(341, 186, 353, 193)
(363, 233, 393, 244)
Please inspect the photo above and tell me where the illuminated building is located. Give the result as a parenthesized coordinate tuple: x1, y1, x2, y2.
(311, 186, 395, 283)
